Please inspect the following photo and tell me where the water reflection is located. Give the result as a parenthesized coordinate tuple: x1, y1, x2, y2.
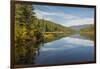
(15, 41, 42, 65)
(15, 34, 94, 65)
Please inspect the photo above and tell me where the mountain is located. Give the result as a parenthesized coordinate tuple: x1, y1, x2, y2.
(32, 18, 75, 33)
(70, 24, 94, 31)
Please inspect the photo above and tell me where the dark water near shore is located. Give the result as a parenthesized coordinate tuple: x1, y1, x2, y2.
(15, 34, 94, 66)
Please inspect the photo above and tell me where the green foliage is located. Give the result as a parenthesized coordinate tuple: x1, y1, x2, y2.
(15, 3, 42, 64)
(79, 24, 94, 40)
(33, 19, 74, 33)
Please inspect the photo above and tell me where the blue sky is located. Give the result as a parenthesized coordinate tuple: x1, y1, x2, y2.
(33, 4, 94, 27)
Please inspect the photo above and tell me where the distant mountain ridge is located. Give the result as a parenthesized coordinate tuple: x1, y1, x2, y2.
(70, 24, 94, 31)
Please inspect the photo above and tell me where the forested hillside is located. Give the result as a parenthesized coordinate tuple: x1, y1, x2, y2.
(80, 24, 94, 40)
(33, 19, 74, 32)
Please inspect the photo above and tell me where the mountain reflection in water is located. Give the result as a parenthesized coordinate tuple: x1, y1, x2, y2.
(15, 34, 94, 66)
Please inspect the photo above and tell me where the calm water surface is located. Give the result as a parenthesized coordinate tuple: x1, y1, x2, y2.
(33, 34, 94, 65)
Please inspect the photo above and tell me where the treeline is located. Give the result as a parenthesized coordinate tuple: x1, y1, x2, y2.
(79, 24, 94, 40)
(33, 19, 74, 33)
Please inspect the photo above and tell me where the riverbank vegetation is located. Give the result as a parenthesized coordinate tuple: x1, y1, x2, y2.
(79, 24, 94, 40)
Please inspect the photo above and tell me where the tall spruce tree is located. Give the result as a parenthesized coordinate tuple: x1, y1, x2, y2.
(15, 3, 36, 40)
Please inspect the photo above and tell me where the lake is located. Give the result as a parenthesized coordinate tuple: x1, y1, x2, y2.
(15, 34, 95, 66)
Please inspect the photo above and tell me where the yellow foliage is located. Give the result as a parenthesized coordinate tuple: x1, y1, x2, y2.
(15, 25, 28, 41)
(44, 33, 54, 40)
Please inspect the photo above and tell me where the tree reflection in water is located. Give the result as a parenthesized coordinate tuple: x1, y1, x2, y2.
(15, 40, 42, 65)
(15, 33, 75, 65)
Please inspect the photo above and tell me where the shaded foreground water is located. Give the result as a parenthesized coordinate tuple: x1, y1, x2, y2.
(15, 34, 94, 66)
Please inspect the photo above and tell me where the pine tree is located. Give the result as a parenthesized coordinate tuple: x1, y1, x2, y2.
(15, 3, 36, 40)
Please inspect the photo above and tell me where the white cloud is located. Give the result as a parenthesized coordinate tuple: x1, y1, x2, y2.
(34, 9, 77, 19)
(34, 9, 94, 27)
(41, 37, 94, 52)
(64, 18, 94, 27)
